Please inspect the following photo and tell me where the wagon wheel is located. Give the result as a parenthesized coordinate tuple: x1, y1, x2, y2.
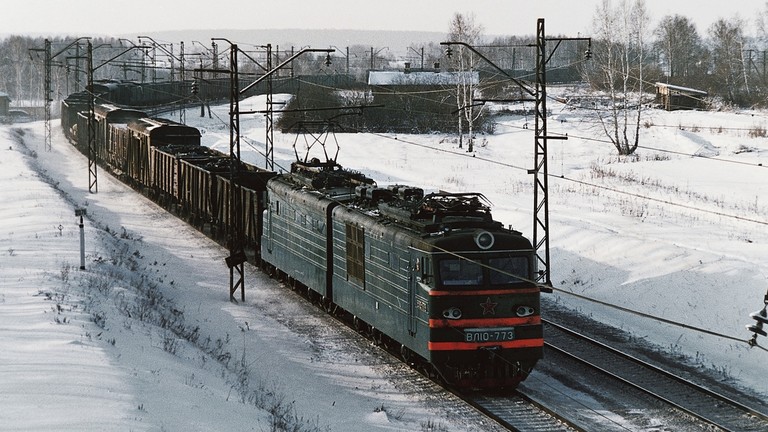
(420, 364, 439, 381)
(263, 263, 276, 278)
(321, 297, 336, 314)
(352, 316, 365, 333)
(400, 345, 414, 366)
(371, 327, 384, 347)
(309, 290, 322, 306)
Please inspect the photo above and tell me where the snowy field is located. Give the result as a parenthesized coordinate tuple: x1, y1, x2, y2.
(2, 89, 768, 430)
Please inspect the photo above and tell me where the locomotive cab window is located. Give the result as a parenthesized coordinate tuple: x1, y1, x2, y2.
(439, 259, 483, 286)
(438, 255, 530, 287)
(489, 256, 529, 285)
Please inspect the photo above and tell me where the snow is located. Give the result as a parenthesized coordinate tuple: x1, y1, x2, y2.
(367, 71, 479, 86)
(2, 89, 768, 430)
(0, 121, 482, 431)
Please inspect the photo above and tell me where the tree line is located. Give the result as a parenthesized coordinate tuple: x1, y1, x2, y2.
(4, 1, 768, 152)
(0, 11, 763, 106)
(1, 2, 766, 107)
(584, 1, 768, 108)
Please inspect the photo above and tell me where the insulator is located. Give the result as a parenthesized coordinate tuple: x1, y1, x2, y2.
(746, 306, 768, 337)
(747, 322, 767, 337)
(751, 308, 768, 325)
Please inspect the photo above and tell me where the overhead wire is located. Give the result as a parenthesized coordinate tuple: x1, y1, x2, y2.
(264, 78, 768, 231)
(179, 65, 764, 348)
(96, 72, 761, 418)
(257, 119, 761, 347)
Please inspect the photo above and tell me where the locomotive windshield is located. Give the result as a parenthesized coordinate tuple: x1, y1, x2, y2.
(438, 255, 529, 287)
(439, 259, 483, 286)
(488, 256, 529, 284)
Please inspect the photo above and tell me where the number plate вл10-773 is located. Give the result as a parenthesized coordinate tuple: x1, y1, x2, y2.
(464, 327, 515, 343)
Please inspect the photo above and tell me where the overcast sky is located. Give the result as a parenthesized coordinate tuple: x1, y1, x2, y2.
(3, 0, 764, 38)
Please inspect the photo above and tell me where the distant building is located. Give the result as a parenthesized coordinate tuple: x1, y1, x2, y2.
(368, 70, 479, 87)
(363, 68, 480, 134)
(0, 92, 10, 116)
(654, 82, 708, 111)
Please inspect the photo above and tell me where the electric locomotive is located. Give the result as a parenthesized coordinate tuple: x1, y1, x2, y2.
(261, 159, 542, 389)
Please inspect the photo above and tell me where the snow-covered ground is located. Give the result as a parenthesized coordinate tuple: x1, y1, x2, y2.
(2, 89, 767, 430)
(0, 114, 495, 431)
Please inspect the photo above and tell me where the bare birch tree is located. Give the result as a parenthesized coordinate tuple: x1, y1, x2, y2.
(447, 12, 484, 151)
(589, 0, 650, 155)
(6, 36, 34, 103)
(709, 18, 747, 104)
(653, 15, 708, 85)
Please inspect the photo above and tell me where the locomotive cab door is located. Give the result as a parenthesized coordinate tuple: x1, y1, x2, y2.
(407, 251, 421, 337)
(265, 199, 276, 254)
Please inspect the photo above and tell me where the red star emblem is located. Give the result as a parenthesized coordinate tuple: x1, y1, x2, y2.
(480, 297, 498, 315)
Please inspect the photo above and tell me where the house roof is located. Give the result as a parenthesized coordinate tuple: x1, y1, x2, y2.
(654, 82, 707, 96)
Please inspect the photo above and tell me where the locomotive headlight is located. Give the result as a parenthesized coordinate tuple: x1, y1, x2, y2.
(443, 307, 462, 320)
(474, 230, 495, 250)
(516, 306, 535, 317)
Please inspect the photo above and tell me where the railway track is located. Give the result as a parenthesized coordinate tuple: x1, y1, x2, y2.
(282, 273, 768, 431)
(469, 393, 581, 431)
(541, 319, 768, 431)
(315, 289, 768, 431)
(250, 234, 768, 431)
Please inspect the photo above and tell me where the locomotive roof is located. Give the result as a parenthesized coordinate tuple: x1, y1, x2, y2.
(374, 190, 503, 233)
(286, 159, 506, 234)
(286, 159, 374, 196)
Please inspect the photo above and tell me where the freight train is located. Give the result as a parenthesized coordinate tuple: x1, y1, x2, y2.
(61, 85, 544, 389)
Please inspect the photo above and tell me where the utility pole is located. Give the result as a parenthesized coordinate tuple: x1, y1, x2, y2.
(179, 41, 185, 124)
(532, 19, 554, 287)
(265, 44, 274, 170)
(531, 18, 591, 287)
(82, 42, 146, 194)
(86, 41, 98, 194)
(74, 42, 82, 93)
(31, 37, 91, 152)
(198, 58, 205, 117)
(212, 41, 219, 79)
(43, 39, 52, 152)
(441, 19, 590, 289)
(213, 39, 333, 301)
(240, 47, 334, 171)
(30, 39, 52, 151)
(226, 43, 247, 302)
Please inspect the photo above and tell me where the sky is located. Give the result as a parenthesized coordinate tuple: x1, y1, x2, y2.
(3, 0, 766, 39)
